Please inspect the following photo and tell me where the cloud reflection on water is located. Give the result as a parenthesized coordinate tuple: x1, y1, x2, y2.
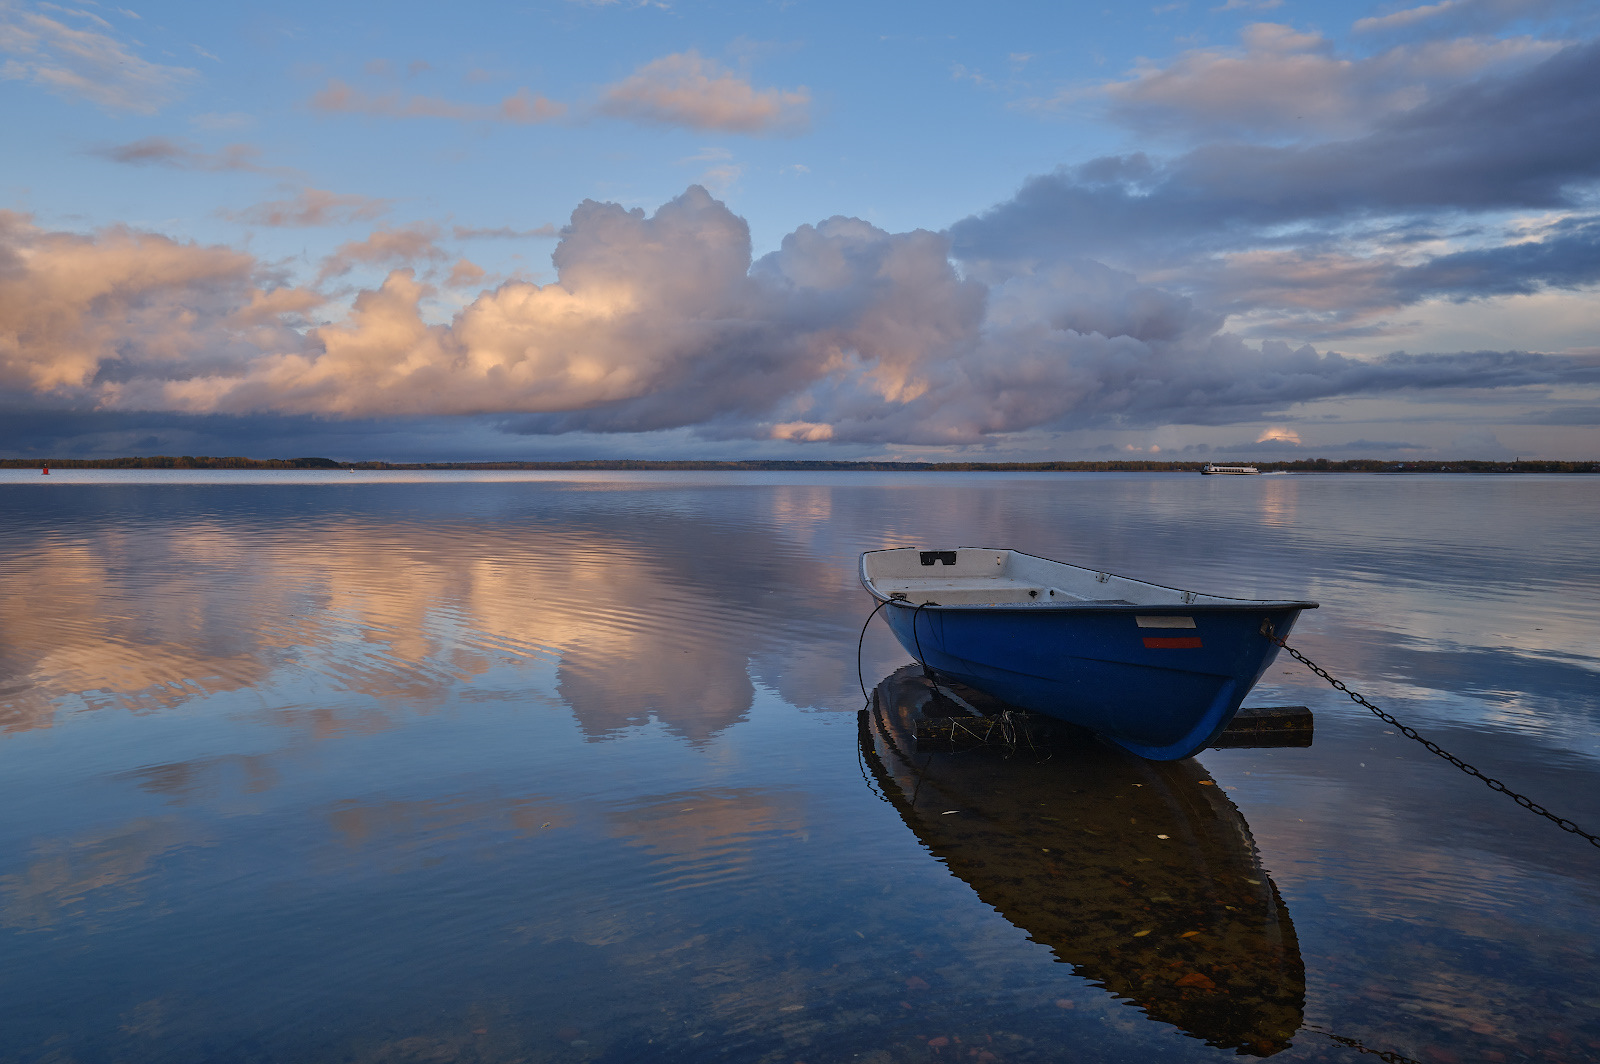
(0, 484, 864, 745)
(605, 787, 811, 893)
(0, 474, 1597, 1064)
(1, 817, 214, 931)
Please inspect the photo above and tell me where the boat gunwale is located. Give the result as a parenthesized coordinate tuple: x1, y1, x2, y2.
(859, 546, 1319, 612)
(870, 599, 1320, 613)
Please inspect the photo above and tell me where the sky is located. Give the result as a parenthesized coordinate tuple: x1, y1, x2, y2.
(2, 0, 1598, 462)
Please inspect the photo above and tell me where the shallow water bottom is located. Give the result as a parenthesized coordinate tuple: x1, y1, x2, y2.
(1, 471, 1598, 1063)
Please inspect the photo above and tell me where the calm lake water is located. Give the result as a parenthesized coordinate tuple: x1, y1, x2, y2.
(1, 470, 1598, 1063)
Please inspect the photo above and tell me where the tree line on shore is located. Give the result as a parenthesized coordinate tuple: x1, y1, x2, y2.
(3, 456, 1597, 473)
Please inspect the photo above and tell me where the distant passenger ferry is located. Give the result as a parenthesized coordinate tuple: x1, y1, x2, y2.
(1201, 464, 1260, 475)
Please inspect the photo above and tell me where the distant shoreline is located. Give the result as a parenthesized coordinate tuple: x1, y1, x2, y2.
(2, 456, 1597, 474)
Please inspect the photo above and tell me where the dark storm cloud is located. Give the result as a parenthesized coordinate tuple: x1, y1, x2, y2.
(501, 345, 1600, 442)
(950, 38, 1600, 266)
(987, 347, 1600, 433)
(1394, 216, 1600, 300)
(1212, 438, 1426, 454)
(1516, 406, 1600, 425)
(0, 406, 508, 462)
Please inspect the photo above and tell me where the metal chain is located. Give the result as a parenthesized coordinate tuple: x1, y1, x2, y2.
(1261, 621, 1600, 851)
(1300, 1025, 1422, 1064)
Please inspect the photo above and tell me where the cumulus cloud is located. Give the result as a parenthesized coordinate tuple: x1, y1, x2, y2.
(223, 187, 392, 228)
(0, 1, 195, 112)
(5, 191, 1598, 451)
(8, 11, 1598, 458)
(597, 51, 809, 134)
(309, 78, 566, 123)
(0, 210, 321, 395)
(92, 136, 282, 173)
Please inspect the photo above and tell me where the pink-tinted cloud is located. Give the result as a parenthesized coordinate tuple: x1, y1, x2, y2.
(3, 188, 1595, 447)
(224, 188, 391, 228)
(445, 259, 486, 288)
(597, 51, 809, 134)
(1102, 22, 1557, 138)
(317, 223, 448, 281)
(1354, 0, 1462, 32)
(0, 210, 321, 395)
(1350, 0, 1576, 36)
(309, 78, 565, 124)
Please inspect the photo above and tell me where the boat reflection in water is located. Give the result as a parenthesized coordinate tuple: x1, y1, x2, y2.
(861, 666, 1305, 1057)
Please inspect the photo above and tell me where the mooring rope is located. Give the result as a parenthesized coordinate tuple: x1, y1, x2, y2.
(858, 596, 939, 702)
(856, 597, 891, 703)
(1262, 620, 1600, 851)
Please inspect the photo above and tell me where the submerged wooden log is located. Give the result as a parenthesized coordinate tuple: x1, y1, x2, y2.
(1208, 706, 1314, 749)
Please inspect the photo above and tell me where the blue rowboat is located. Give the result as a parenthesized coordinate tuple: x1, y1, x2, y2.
(860, 547, 1317, 760)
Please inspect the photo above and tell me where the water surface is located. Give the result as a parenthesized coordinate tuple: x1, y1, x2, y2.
(1, 470, 1597, 1063)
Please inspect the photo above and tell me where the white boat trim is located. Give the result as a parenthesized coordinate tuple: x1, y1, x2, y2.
(860, 547, 1316, 611)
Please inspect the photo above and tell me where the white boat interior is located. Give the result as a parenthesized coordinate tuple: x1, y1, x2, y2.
(861, 547, 1302, 609)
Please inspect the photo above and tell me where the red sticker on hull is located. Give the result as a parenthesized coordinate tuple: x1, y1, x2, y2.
(1143, 636, 1203, 649)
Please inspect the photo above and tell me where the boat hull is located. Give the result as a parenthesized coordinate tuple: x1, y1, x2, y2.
(881, 601, 1305, 760)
